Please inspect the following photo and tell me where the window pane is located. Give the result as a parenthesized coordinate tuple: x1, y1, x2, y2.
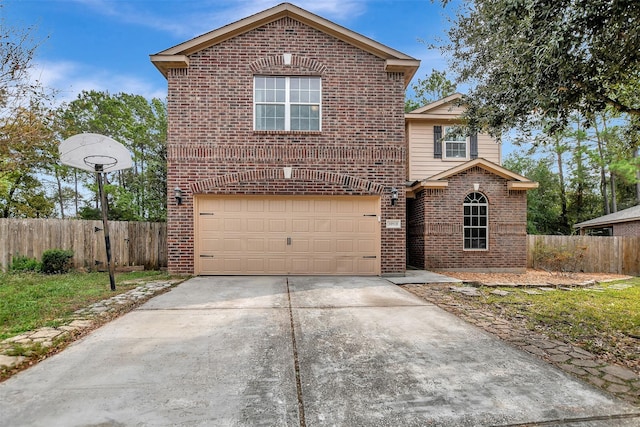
(254, 76, 321, 131)
(463, 192, 488, 250)
(291, 105, 320, 130)
(255, 104, 285, 130)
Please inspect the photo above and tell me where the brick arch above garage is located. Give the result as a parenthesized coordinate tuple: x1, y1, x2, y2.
(190, 168, 386, 194)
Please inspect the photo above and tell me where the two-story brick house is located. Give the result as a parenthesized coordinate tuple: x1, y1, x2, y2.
(151, 3, 419, 276)
(152, 3, 536, 276)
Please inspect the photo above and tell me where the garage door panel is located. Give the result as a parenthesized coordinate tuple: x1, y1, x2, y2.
(268, 200, 287, 212)
(290, 258, 309, 274)
(223, 218, 242, 232)
(268, 219, 287, 232)
(196, 195, 380, 275)
(247, 219, 265, 232)
(312, 258, 335, 274)
(200, 237, 223, 252)
(246, 238, 265, 251)
(314, 219, 331, 232)
(267, 239, 287, 253)
(224, 199, 243, 212)
(246, 258, 265, 272)
(336, 239, 354, 253)
(267, 258, 287, 273)
(313, 239, 333, 253)
(292, 219, 310, 232)
(291, 239, 309, 252)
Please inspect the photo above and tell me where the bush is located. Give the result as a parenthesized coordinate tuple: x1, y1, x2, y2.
(532, 240, 587, 273)
(10, 255, 41, 272)
(41, 249, 74, 274)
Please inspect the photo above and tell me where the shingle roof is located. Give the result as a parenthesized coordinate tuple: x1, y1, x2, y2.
(574, 204, 640, 229)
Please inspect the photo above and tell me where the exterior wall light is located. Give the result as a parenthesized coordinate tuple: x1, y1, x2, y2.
(174, 187, 183, 205)
(391, 187, 398, 206)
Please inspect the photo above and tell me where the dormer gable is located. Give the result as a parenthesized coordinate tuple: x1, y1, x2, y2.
(405, 93, 465, 120)
(408, 158, 539, 196)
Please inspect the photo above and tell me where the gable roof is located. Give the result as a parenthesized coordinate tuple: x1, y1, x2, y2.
(150, 2, 420, 87)
(409, 158, 539, 193)
(405, 93, 465, 120)
(574, 204, 640, 229)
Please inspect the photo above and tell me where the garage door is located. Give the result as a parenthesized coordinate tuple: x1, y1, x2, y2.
(195, 195, 381, 275)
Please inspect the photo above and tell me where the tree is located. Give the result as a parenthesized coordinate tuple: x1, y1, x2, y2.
(0, 101, 57, 218)
(405, 69, 457, 112)
(504, 153, 566, 234)
(439, 0, 640, 135)
(59, 91, 168, 221)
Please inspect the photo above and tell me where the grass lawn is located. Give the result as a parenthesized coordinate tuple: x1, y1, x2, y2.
(0, 271, 175, 341)
(475, 277, 640, 371)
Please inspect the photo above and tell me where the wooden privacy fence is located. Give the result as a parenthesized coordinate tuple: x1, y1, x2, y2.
(527, 235, 640, 276)
(0, 218, 167, 272)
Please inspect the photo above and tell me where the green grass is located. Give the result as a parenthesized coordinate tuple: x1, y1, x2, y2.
(0, 270, 174, 340)
(478, 278, 640, 360)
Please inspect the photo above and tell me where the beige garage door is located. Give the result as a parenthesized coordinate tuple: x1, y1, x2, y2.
(195, 195, 381, 275)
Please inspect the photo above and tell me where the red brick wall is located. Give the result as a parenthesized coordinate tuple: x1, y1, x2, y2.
(412, 167, 528, 272)
(165, 17, 407, 275)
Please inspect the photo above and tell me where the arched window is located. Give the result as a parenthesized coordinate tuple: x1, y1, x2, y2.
(463, 192, 488, 249)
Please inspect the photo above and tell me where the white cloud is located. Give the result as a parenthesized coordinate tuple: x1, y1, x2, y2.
(31, 60, 167, 105)
(72, 0, 368, 39)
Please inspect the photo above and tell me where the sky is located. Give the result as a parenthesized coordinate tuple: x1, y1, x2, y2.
(2, 0, 457, 105)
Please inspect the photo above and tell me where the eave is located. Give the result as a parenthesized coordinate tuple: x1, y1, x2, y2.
(150, 3, 419, 87)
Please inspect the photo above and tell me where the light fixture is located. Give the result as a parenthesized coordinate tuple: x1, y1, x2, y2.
(391, 187, 399, 206)
(174, 187, 183, 205)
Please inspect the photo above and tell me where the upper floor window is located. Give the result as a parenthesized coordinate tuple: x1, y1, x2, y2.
(444, 126, 467, 159)
(463, 192, 488, 250)
(254, 76, 321, 131)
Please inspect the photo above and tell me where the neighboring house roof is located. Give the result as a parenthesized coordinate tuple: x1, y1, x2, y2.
(150, 2, 420, 87)
(573, 205, 640, 229)
(408, 158, 539, 194)
(405, 93, 464, 118)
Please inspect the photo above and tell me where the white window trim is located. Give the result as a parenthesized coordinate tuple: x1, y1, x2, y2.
(253, 76, 322, 131)
(463, 192, 489, 251)
(443, 126, 469, 160)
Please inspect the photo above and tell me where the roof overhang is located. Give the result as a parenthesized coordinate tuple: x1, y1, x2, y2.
(406, 158, 538, 197)
(150, 3, 420, 87)
(149, 55, 189, 75)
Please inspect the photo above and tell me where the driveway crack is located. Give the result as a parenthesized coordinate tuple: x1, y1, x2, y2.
(286, 277, 306, 427)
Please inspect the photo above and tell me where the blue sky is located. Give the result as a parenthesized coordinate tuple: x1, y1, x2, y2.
(2, 0, 457, 104)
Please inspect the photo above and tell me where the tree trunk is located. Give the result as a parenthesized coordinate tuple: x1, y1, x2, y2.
(55, 167, 65, 219)
(610, 173, 617, 212)
(592, 117, 609, 214)
(554, 135, 569, 232)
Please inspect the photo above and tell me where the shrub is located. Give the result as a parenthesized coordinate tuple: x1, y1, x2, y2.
(532, 240, 587, 273)
(41, 249, 74, 274)
(10, 255, 41, 272)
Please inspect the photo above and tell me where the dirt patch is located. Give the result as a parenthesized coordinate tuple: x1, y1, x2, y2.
(436, 269, 631, 286)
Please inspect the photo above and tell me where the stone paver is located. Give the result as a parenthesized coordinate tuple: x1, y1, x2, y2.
(0, 279, 181, 373)
(404, 283, 640, 405)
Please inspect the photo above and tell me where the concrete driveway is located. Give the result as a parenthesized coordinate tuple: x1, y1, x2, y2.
(0, 276, 638, 426)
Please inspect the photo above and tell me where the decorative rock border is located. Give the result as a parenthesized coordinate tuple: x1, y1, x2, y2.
(0, 279, 183, 378)
(404, 283, 640, 406)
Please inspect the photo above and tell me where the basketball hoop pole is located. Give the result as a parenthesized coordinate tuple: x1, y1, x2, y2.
(96, 165, 116, 291)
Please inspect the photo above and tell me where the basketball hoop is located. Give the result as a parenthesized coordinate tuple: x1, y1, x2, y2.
(59, 133, 133, 291)
(60, 133, 133, 173)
